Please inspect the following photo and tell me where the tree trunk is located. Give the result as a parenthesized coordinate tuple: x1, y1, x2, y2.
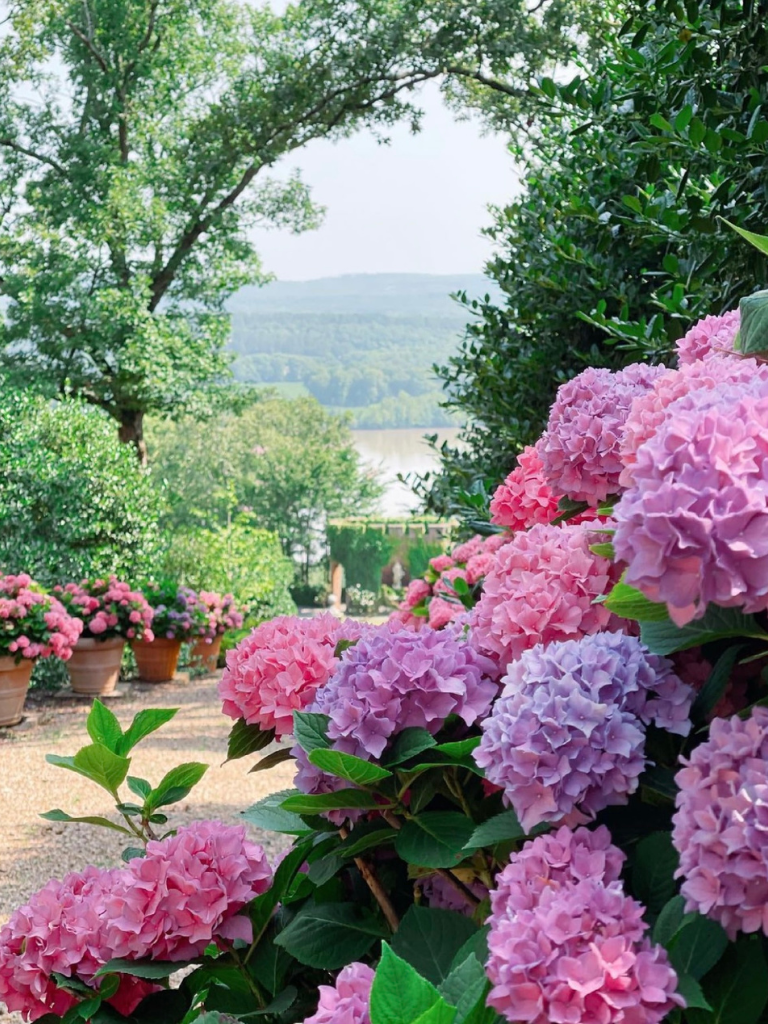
(118, 410, 148, 466)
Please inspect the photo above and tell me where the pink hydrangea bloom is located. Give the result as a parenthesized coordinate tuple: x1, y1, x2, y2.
(676, 309, 740, 365)
(219, 614, 365, 736)
(469, 523, 620, 674)
(420, 873, 488, 917)
(614, 384, 768, 625)
(196, 591, 244, 639)
(476, 633, 693, 831)
(429, 554, 454, 574)
(428, 596, 461, 630)
(0, 575, 83, 662)
(672, 707, 768, 938)
(538, 363, 667, 505)
(303, 962, 374, 1024)
(487, 827, 682, 1024)
(465, 551, 495, 585)
(54, 576, 154, 643)
(0, 866, 156, 1021)
(490, 446, 561, 531)
(451, 535, 485, 564)
(619, 355, 768, 487)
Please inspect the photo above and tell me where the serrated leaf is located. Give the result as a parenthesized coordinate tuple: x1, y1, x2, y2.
(308, 748, 392, 786)
(47, 744, 130, 796)
(652, 895, 687, 947)
(691, 646, 744, 724)
(275, 901, 387, 969)
(146, 762, 207, 812)
(127, 776, 152, 800)
(384, 728, 438, 766)
(669, 914, 728, 980)
(241, 790, 312, 834)
(225, 718, 275, 762)
(95, 958, 182, 979)
(370, 944, 446, 1024)
(675, 975, 711, 1011)
(395, 812, 475, 868)
(86, 700, 123, 752)
(116, 708, 178, 756)
(439, 955, 488, 1022)
(688, 936, 768, 1024)
(40, 809, 132, 834)
(641, 605, 768, 655)
(293, 711, 332, 753)
(464, 811, 525, 850)
(631, 831, 679, 914)
(603, 581, 670, 622)
(392, 906, 479, 985)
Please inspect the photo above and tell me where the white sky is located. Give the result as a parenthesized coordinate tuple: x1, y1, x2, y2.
(250, 83, 520, 281)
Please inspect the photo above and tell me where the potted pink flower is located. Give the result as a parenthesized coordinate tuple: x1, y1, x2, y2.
(55, 577, 154, 696)
(132, 582, 208, 682)
(0, 574, 83, 726)
(190, 592, 243, 672)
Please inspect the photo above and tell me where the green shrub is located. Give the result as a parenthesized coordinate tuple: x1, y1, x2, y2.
(0, 389, 162, 586)
(161, 515, 296, 624)
(327, 523, 396, 594)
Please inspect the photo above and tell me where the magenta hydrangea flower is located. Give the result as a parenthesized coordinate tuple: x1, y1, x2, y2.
(469, 523, 619, 673)
(490, 445, 562, 531)
(219, 613, 365, 736)
(103, 821, 273, 961)
(619, 355, 768, 487)
(486, 827, 682, 1024)
(614, 384, 768, 625)
(676, 309, 740, 365)
(303, 962, 374, 1024)
(538, 363, 667, 505)
(672, 707, 768, 938)
(475, 633, 693, 831)
(307, 625, 497, 761)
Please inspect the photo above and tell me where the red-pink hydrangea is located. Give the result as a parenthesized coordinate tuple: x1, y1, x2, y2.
(303, 962, 374, 1024)
(614, 384, 768, 625)
(486, 827, 682, 1024)
(675, 309, 740, 365)
(490, 445, 561, 531)
(0, 574, 83, 661)
(469, 523, 620, 673)
(538, 363, 667, 505)
(54, 576, 154, 642)
(672, 707, 768, 938)
(219, 613, 365, 736)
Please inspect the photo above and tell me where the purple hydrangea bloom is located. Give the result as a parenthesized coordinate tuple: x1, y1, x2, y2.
(614, 382, 768, 625)
(538, 363, 667, 505)
(420, 873, 488, 917)
(672, 707, 768, 938)
(302, 962, 374, 1024)
(475, 633, 693, 831)
(313, 625, 497, 760)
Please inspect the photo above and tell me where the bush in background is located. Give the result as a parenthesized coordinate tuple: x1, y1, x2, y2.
(0, 389, 162, 586)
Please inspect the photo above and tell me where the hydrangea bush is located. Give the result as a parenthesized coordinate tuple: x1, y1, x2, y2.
(54, 577, 155, 643)
(140, 581, 209, 642)
(0, 573, 83, 661)
(7, 273, 768, 1024)
(195, 591, 244, 642)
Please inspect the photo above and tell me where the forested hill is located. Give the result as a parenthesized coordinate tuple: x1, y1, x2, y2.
(227, 273, 496, 428)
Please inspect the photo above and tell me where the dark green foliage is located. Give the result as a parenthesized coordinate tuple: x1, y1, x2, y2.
(423, 0, 768, 513)
(0, 389, 162, 586)
(327, 524, 397, 593)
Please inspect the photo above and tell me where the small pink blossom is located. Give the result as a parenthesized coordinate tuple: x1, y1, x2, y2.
(676, 309, 740, 364)
(303, 962, 374, 1024)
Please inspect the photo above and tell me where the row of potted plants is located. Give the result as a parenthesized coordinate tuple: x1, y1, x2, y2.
(0, 574, 243, 726)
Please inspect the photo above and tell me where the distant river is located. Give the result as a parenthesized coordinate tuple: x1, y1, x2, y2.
(351, 427, 463, 516)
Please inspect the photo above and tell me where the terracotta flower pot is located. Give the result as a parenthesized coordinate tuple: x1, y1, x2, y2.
(0, 655, 34, 727)
(131, 638, 182, 683)
(67, 637, 126, 696)
(191, 634, 222, 672)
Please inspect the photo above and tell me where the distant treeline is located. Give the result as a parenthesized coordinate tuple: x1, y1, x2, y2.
(229, 312, 462, 427)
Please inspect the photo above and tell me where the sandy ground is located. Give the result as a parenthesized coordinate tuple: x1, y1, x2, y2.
(0, 671, 293, 1023)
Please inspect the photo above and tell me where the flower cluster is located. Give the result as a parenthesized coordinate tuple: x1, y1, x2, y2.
(420, 873, 489, 917)
(303, 963, 374, 1024)
(469, 523, 619, 673)
(0, 822, 272, 1021)
(390, 533, 509, 632)
(675, 308, 740, 364)
(141, 582, 209, 641)
(476, 633, 693, 830)
(614, 383, 768, 624)
(672, 707, 768, 938)
(538, 363, 667, 505)
(54, 577, 154, 643)
(219, 613, 366, 737)
(486, 826, 682, 1024)
(0, 574, 83, 662)
(195, 591, 243, 641)
(490, 445, 562, 531)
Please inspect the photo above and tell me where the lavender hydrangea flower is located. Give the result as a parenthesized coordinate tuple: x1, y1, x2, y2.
(672, 707, 768, 938)
(538, 363, 667, 505)
(303, 962, 374, 1024)
(475, 633, 693, 831)
(614, 382, 768, 625)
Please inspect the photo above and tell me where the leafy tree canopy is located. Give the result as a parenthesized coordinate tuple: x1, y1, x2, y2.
(0, 0, 594, 461)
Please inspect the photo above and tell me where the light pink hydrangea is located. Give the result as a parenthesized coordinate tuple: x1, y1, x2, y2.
(486, 827, 682, 1024)
(303, 962, 374, 1024)
(614, 384, 768, 625)
(469, 523, 620, 673)
(490, 445, 561, 531)
(672, 707, 768, 938)
(465, 551, 495, 585)
(675, 309, 740, 365)
(619, 355, 768, 486)
(104, 821, 272, 960)
(219, 613, 365, 736)
(538, 364, 667, 505)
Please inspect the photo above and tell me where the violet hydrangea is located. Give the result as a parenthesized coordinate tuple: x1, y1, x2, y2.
(672, 707, 768, 938)
(486, 826, 682, 1024)
(537, 363, 667, 505)
(469, 522, 619, 674)
(302, 962, 374, 1024)
(475, 633, 693, 831)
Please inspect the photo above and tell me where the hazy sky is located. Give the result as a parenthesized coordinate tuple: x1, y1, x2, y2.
(251, 84, 520, 281)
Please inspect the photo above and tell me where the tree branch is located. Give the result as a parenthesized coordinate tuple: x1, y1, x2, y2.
(0, 137, 67, 176)
(66, 18, 110, 73)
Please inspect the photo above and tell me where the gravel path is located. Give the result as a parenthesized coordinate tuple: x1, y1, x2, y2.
(0, 672, 293, 1023)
